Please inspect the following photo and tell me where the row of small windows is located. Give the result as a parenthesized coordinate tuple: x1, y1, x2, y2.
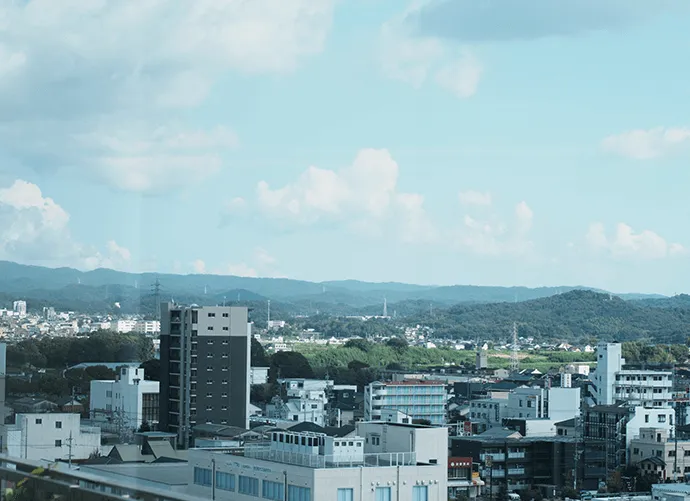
(193, 468, 311, 500)
(207, 326, 230, 331)
(207, 312, 230, 318)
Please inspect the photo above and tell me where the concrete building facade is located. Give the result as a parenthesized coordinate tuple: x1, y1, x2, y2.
(160, 304, 251, 448)
(188, 422, 448, 501)
(90, 366, 160, 432)
(1, 413, 101, 461)
(365, 380, 447, 425)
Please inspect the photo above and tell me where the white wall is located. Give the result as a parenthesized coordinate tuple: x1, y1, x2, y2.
(187, 448, 447, 501)
(8, 413, 101, 461)
(90, 367, 159, 430)
(548, 387, 581, 422)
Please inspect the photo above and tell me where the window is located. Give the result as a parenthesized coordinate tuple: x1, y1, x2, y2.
(223, 326, 229, 331)
(55, 421, 62, 429)
(35, 418, 42, 424)
(338, 488, 354, 501)
(194, 467, 212, 486)
(412, 485, 428, 501)
(222, 312, 229, 317)
(206, 406, 213, 411)
(371, 435, 380, 446)
(207, 326, 214, 330)
(208, 312, 216, 317)
(192, 310, 198, 323)
(216, 471, 235, 491)
(221, 393, 228, 398)
(645, 414, 649, 423)
(207, 340, 214, 345)
(55, 439, 62, 447)
(206, 393, 213, 398)
(222, 405, 228, 411)
(106, 390, 112, 397)
(633, 448, 639, 455)
(263, 480, 284, 500)
(239, 476, 259, 496)
(375, 487, 392, 501)
(288, 485, 311, 501)
(658, 415, 667, 423)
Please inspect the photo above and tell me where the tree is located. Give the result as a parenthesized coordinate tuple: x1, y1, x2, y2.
(348, 360, 370, 371)
(140, 359, 161, 381)
(386, 362, 404, 370)
(412, 418, 432, 426)
(386, 337, 408, 351)
(252, 337, 270, 366)
(270, 351, 314, 381)
(344, 339, 373, 352)
(138, 421, 152, 433)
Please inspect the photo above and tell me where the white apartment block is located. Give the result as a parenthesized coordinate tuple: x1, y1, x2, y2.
(591, 342, 674, 407)
(188, 422, 447, 501)
(365, 381, 447, 425)
(250, 367, 269, 385)
(281, 378, 333, 403)
(1, 413, 101, 461)
(90, 367, 160, 431)
(12, 300, 26, 316)
(135, 320, 160, 334)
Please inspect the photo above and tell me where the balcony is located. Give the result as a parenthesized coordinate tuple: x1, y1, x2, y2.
(481, 453, 505, 462)
(507, 452, 525, 459)
(507, 468, 526, 475)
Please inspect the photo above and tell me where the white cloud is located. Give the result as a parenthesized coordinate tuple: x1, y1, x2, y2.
(458, 190, 492, 206)
(192, 259, 207, 274)
(0, 179, 132, 269)
(601, 127, 690, 160)
(434, 51, 483, 98)
(454, 201, 534, 256)
(255, 247, 277, 267)
(586, 222, 685, 259)
(256, 148, 435, 243)
(379, 6, 482, 98)
(0, 0, 335, 191)
(223, 263, 259, 278)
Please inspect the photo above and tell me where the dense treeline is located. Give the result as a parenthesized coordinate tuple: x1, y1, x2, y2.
(405, 290, 690, 343)
(622, 341, 689, 364)
(6, 330, 154, 369)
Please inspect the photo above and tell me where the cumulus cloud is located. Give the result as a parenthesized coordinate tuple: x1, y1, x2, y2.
(256, 148, 436, 243)
(0, 0, 335, 192)
(458, 190, 492, 206)
(409, 0, 684, 42)
(586, 222, 685, 259)
(255, 247, 277, 267)
(223, 263, 259, 278)
(455, 200, 534, 257)
(379, 8, 482, 98)
(0, 179, 132, 269)
(601, 127, 690, 160)
(192, 259, 207, 274)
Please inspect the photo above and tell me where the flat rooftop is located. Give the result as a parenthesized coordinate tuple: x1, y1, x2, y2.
(79, 463, 189, 487)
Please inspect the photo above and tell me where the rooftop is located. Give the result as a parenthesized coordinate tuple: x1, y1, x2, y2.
(79, 463, 189, 487)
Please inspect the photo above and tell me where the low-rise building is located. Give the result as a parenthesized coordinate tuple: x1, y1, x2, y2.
(90, 366, 160, 432)
(365, 380, 447, 425)
(1, 413, 101, 461)
(188, 422, 448, 501)
(630, 427, 690, 481)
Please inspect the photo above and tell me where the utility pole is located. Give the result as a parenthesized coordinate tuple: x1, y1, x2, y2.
(67, 431, 73, 469)
(151, 276, 162, 321)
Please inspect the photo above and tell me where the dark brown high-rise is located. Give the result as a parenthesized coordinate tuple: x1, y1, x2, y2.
(159, 303, 250, 448)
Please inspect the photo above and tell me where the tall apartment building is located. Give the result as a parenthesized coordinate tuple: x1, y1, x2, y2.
(591, 342, 673, 408)
(365, 380, 447, 425)
(12, 300, 26, 316)
(188, 421, 448, 501)
(160, 304, 251, 448)
(90, 366, 160, 432)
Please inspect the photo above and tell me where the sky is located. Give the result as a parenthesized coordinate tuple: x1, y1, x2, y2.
(1, 0, 690, 295)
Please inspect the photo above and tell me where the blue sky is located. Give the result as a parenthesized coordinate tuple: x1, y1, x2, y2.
(1, 0, 689, 294)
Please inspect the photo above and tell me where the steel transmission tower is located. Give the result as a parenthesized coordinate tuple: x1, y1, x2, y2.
(510, 322, 519, 373)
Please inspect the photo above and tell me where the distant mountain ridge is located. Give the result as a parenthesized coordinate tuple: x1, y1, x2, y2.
(0, 260, 670, 316)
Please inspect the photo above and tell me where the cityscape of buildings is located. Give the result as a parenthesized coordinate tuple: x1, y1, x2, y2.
(1, 298, 690, 501)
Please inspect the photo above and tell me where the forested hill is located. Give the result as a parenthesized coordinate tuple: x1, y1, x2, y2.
(407, 290, 690, 344)
(0, 260, 668, 316)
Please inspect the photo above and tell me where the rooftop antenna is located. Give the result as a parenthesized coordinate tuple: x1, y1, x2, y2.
(383, 297, 388, 317)
(510, 322, 519, 373)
